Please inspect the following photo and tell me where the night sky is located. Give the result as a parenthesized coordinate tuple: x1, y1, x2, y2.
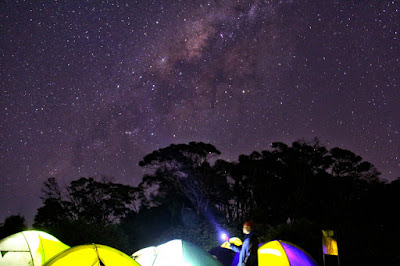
(1, 0, 399, 224)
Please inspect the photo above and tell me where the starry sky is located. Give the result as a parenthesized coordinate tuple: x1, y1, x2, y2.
(1, 0, 399, 224)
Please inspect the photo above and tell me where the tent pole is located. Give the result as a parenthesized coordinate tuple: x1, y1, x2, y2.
(21, 232, 35, 265)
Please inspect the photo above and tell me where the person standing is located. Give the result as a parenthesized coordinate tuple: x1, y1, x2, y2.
(231, 221, 259, 266)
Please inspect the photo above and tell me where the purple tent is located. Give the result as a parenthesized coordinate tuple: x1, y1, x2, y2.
(258, 240, 318, 266)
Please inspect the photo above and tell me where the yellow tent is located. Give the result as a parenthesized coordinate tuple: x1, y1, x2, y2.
(0, 230, 70, 266)
(43, 244, 140, 266)
(258, 240, 318, 266)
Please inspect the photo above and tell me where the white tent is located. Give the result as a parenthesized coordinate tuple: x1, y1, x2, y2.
(0, 230, 70, 266)
(132, 239, 223, 266)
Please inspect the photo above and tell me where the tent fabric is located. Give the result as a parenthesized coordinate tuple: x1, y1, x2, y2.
(209, 246, 236, 266)
(132, 239, 223, 266)
(0, 230, 70, 266)
(258, 240, 318, 266)
(132, 246, 157, 265)
(217, 237, 243, 266)
(43, 244, 140, 266)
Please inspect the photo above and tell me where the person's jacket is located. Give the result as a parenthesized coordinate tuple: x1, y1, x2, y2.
(231, 231, 259, 266)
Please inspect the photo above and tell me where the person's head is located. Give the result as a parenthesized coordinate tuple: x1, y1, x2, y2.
(242, 221, 254, 234)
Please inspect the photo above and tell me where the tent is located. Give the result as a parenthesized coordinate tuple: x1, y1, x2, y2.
(43, 244, 140, 266)
(209, 246, 236, 266)
(132, 239, 223, 266)
(0, 230, 70, 266)
(210, 237, 243, 266)
(131, 246, 157, 265)
(258, 240, 318, 266)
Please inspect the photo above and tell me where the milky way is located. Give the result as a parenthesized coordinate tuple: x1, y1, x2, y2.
(1, 0, 399, 224)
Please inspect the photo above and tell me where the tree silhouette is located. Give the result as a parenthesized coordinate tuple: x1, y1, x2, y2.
(138, 142, 222, 215)
(33, 176, 138, 251)
(30, 139, 398, 264)
(35, 177, 138, 227)
(0, 214, 27, 239)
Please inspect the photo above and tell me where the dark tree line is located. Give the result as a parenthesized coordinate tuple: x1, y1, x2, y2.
(32, 176, 138, 251)
(2, 139, 396, 264)
(133, 140, 399, 265)
(0, 214, 27, 239)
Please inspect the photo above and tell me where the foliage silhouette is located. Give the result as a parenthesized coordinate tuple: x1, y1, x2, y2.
(138, 142, 222, 216)
(29, 139, 400, 265)
(0, 214, 27, 239)
(33, 176, 137, 251)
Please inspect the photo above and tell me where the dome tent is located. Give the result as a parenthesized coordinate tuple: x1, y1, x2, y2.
(43, 244, 140, 266)
(208, 246, 236, 266)
(209, 237, 243, 266)
(132, 239, 223, 266)
(0, 230, 70, 266)
(131, 246, 157, 265)
(258, 240, 318, 266)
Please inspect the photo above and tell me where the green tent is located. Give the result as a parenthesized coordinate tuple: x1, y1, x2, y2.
(0, 230, 70, 266)
(132, 239, 223, 266)
(43, 244, 140, 266)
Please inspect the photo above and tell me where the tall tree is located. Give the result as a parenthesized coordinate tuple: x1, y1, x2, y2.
(330, 147, 380, 181)
(138, 142, 222, 215)
(34, 177, 69, 228)
(224, 139, 382, 226)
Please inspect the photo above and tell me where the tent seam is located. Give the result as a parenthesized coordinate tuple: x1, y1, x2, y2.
(152, 248, 158, 266)
(38, 235, 45, 264)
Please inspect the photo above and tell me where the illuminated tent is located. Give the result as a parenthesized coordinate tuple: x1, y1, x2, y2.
(132, 239, 223, 266)
(258, 240, 318, 266)
(0, 230, 70, 266)
(43, 244, 140, 266)
(131, 246, 157, 265)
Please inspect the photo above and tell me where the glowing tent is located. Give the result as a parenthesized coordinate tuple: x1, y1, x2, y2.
(131, 246, 157, 265)
(132, 239, 223, 266)
(258, 240, 318, 266)
(43, 244, 140, 266)
(0, 230, 70, 266)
